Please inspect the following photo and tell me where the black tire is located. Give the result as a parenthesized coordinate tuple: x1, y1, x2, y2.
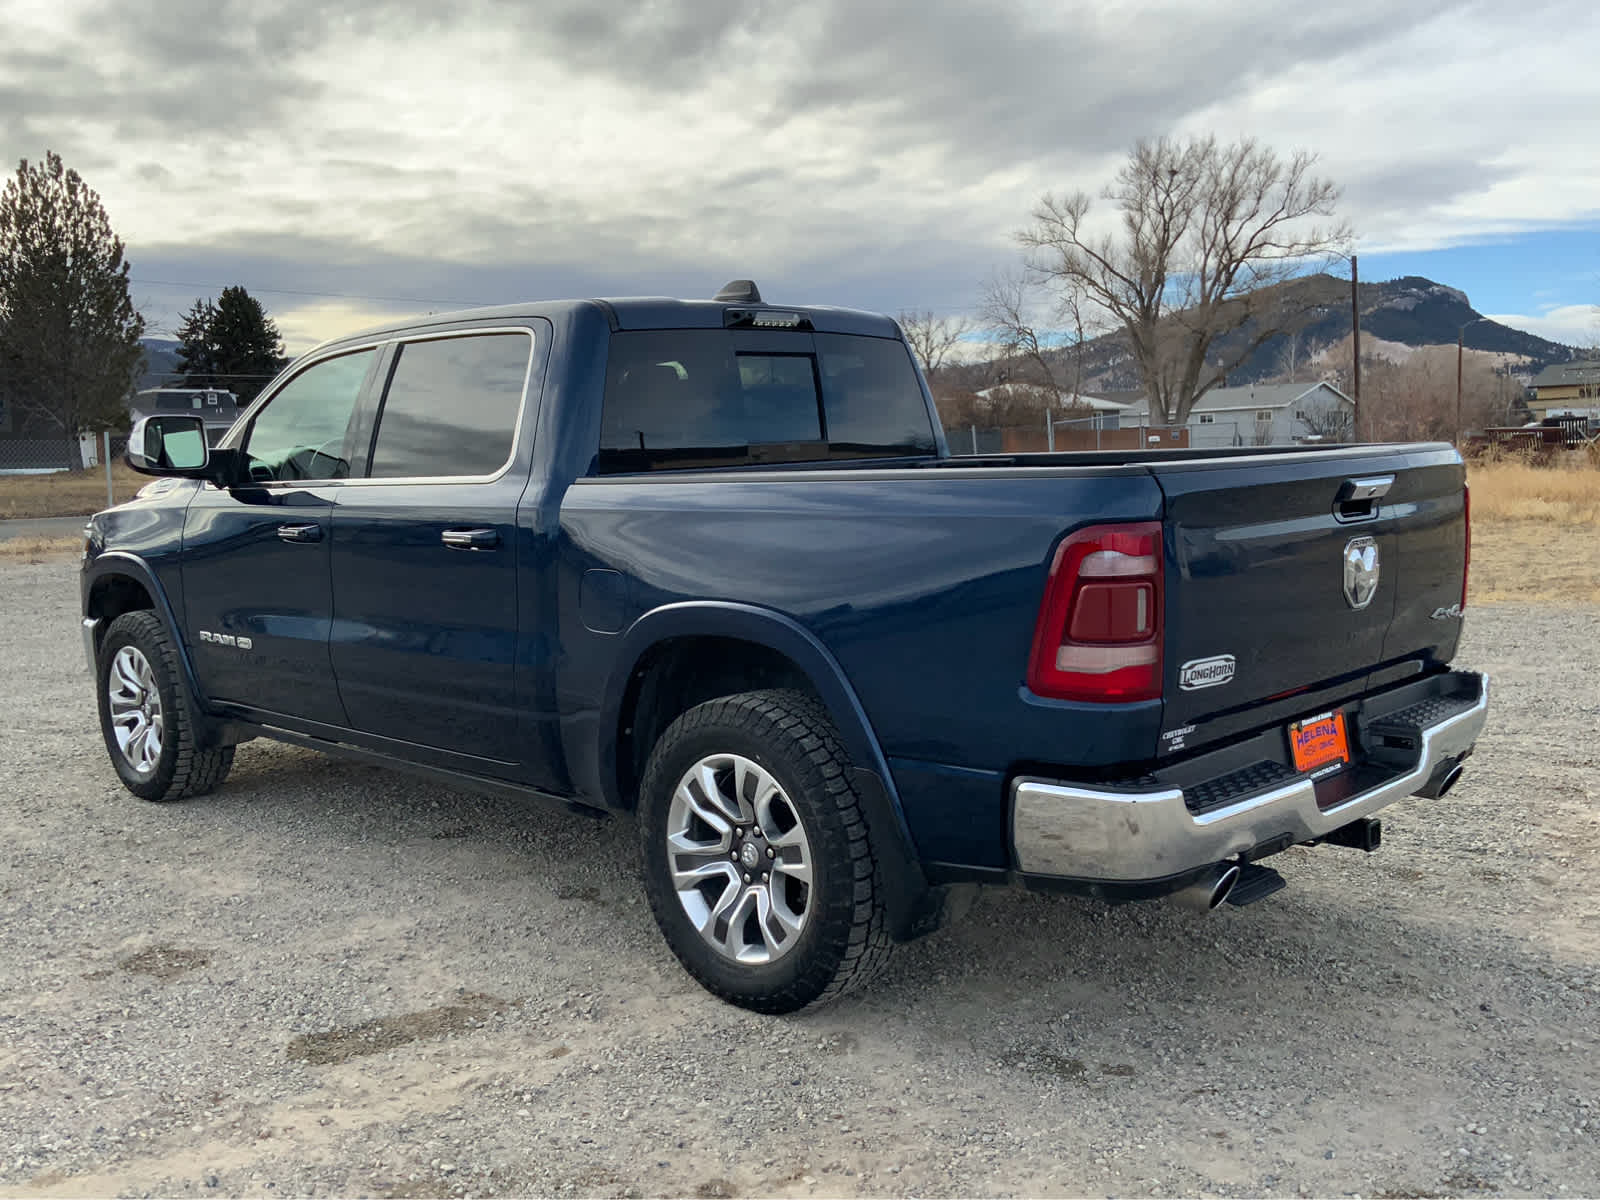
(638, 689, 891, 1013)
(96, 611, 234, 802)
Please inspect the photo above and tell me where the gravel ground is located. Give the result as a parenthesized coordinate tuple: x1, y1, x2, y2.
(0, 517, 89, 542)
(1, 557, 1596, 1199)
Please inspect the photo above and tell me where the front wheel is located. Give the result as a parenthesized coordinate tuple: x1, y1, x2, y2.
(638, 689, 891, 1013)
(96, 611, 234, 802)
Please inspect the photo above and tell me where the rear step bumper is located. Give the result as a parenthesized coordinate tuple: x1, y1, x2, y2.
(1011, 669, 1488, 884)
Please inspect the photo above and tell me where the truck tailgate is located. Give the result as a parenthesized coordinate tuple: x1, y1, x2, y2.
(1153, 444, 1467, 755)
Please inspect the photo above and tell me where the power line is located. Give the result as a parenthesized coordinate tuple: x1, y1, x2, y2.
(129, 277, 491, 308)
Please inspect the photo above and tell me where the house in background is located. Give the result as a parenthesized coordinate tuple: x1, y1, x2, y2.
(1125, 382, 1355, 447)
(1527, 361, 1600, 422)
(129, 388, 243, 447)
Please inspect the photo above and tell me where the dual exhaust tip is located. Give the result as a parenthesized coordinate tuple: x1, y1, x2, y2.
(1167, 755, 1471, 915)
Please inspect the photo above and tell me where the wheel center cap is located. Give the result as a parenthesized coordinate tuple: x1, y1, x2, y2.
(740, 842, 762, 871)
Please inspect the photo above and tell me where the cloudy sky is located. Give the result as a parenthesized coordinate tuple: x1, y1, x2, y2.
(3, 0, 1596, 354)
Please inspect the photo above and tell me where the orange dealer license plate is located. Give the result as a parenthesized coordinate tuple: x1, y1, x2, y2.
(1288, 711, 1351, 775)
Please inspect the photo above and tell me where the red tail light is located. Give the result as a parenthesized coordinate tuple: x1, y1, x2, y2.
(1460, 482, 1470, 613)
(1026, 522, 1163, 703)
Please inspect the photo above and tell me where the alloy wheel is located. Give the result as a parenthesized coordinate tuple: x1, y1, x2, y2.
(107, 645, 164, 775)
(664, 753, 814, 965)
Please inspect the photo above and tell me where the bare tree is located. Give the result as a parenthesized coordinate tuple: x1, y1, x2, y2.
(1016, 134, 1350, 426)
(1298, 399, 1354, 441)
(1361, 346, 1511, 442)
(1274, 331, 1304, 383)
(978, 270, 1068, 403)
(898, 310, 974, 376)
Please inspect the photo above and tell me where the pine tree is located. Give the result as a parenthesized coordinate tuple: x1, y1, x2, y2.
(174, 298, 219, 388)
(0, 151, 145, 436)
(209, 286, 286, 403)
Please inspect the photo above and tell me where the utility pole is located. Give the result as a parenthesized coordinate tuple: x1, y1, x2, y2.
(1456, 325, 1464, 441)
(1456, 317, 1487, 442)
(1350, 255, 1361, 440)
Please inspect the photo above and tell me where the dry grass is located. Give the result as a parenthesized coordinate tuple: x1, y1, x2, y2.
(1469, 455, 1600, 525)
(0, 536, 82, 562)
(1468, 458, 1600, 607)
(0, 462, 144, 519)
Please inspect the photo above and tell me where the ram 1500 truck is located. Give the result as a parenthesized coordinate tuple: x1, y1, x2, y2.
(82, 280, 1488, 1012)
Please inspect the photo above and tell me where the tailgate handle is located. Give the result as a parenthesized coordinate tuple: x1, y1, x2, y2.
(1335, 475, 1394, 522)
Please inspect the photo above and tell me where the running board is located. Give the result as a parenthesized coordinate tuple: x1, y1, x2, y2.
(255, 724, 607, 818)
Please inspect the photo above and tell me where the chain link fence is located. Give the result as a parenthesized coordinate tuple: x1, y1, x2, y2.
(0, 436, 83, 472)
(0, 431, 129, 474)
(946, 415, 1196, 455)
(942, 415, 1305, 455)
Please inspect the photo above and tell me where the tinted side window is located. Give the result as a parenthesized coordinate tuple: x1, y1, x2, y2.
(368, 333, 531, 480)
(599, 330, 932, 473)
(243, 349, 375, 482)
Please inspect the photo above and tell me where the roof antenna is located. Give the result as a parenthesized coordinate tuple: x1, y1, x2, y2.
(714, 279, 762, 303)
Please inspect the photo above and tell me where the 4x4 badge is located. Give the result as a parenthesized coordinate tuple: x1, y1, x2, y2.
(1343, 536, 1380, 610)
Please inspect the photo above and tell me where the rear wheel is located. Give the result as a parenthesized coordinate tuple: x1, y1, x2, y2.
(96, 611, 234, 802)
(638, 689, 891, 1012)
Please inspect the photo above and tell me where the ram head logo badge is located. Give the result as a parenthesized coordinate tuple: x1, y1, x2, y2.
(1343, 537, 1380, 610)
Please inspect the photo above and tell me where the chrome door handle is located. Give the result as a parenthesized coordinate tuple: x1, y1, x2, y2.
(276, 523, 323, 544)
(441, 528, 499, 551)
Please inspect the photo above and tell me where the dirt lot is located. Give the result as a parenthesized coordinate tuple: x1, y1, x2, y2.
(0, 558, 1596, 1199)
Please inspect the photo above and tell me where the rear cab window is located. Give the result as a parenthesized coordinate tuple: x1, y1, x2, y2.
(366, 331, 533, 480)
(598, 330, 935, 473)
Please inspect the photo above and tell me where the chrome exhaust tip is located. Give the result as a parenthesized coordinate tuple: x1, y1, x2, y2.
(1171, 862, 1241, 912)
(1414, 758, 1466, 799)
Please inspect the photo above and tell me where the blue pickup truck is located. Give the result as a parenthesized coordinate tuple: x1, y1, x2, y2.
(82, 281, 1488, 1012)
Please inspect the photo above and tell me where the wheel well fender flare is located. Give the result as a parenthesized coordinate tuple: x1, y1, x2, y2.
(84, 551, 208, 708)
(598, 600, 917, 861)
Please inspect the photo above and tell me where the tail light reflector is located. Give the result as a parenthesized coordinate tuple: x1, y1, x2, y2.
(1461, 482, 1470, 613)
(1027, 522, 1163, 703)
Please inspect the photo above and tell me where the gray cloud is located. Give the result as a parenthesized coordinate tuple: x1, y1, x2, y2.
(1345, 157, 1524, 224)
(3, 0, 1590, 346)
(0, 0, 325, 153)
(131, 218, 988, 352)
(500, 0, 1463, 169)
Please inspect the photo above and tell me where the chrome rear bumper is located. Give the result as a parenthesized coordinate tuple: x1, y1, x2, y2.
(1012, 671, 1488, 882)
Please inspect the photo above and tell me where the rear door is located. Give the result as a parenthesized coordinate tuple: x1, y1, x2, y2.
(328, 328, 537, 774)
(1153, 445, 1466, 753)
(181, 347, 380, 725)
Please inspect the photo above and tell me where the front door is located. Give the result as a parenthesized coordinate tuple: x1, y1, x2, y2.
(328, 329, 534, 770)
(182, 346, 380, 725)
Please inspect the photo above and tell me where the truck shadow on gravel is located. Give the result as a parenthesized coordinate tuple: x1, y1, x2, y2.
(208, 744, 1589, 1050)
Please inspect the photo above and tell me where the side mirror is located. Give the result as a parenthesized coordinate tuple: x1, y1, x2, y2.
(126, 413, 237, 483)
